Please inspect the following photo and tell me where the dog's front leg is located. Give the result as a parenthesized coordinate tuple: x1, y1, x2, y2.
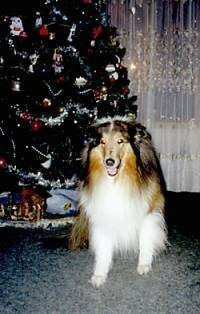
(90, 230, 113, 287)
(137, 212, 167, 275)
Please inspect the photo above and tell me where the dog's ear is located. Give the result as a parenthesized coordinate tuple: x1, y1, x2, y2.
(128, 122, 158, 172)
(127, 122, 166, 189)
(132, 123, 152, 143)
(127, 122, 152, 147)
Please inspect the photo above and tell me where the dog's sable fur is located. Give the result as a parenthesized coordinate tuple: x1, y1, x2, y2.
(69, 116, 168, 287)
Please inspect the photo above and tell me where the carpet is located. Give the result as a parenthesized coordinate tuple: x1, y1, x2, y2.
(0, 192, 199, 314)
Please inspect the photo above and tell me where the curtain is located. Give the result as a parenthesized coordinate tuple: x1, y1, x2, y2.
(107, 0, 200, 192)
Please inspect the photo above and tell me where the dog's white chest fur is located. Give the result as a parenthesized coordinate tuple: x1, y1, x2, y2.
(83, 177, 149, 252)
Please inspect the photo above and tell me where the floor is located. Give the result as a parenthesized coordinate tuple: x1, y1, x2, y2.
(0, 192, 199, 314)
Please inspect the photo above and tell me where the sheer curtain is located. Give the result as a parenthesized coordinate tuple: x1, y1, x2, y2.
(107, 0, 200, 192)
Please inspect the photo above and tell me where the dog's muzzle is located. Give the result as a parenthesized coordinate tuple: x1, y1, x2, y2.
(105, 158, 120, 176)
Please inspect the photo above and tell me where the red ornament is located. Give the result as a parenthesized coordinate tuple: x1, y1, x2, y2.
(91, 25, 104, 39)
(109, 76, 116, 84)
(55, 74, 65, 84)
(42, 98, 51, 108)
(94, 89, 100, 99)
(0, 157, 7, 168)
(31, 120, 42, 132)
(81, 0, 92, 3)
(22, 112, 31, 121)
(39, 25, 49, 37)
(20, 31, 28, 39)
(122, 86, 130, 95)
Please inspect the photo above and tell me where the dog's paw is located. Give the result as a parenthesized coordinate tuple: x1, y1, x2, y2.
(137, 264, 151, 275)
(89, 274, 106, 288)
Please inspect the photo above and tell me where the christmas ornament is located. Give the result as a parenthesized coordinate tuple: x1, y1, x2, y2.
(91, 24, 104, 39)
(42, 98, 51, 108)
(94, 89, 100, 100)
(101, 85, 107, 93)
(110, 38, 117, 46)
(109, 71, 119, 83)
(100, 85, 108, 100)
(115, 55, 121, 65)
(20, 31, 28, 39)
(41, 154, 52, 169)
(52, 49, 64, 74)
(122, 85, 130, 95)
(59, 106, 65, 113)
(49, 32, 55, 40)
(30, 146, 52, 169)
(10, 16, 24, 36)
(81, 0, 92, 4)
(105, 64, 116, 73)
(29, 52, 39, 73)
(22, 112, 31, 121)
(35, 12, 42, 28)
(0, 56, 4, 65)
(105, 62, 119, 83)
(11, 78, 22, 92)
(0, 158, 7, 168)
(74, 76, 87, 88)
(39, 25, 49, 37)
(31, 120, 42, 132)
(67, 23, 77, 42)
(90, 39, 96, 47)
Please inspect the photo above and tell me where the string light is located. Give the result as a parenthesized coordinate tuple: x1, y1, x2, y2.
(130, 7, 136, 15)
(130, 63, 136, 70)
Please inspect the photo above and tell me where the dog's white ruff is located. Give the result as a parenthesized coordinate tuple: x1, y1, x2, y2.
(81, 176, 167, 287)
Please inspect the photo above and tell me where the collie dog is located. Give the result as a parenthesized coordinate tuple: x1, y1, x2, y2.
(69, 116, 168, 287)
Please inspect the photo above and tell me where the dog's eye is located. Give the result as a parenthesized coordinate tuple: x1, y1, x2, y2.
(117, 139, 124, 144)
(100, 138, 106, 145)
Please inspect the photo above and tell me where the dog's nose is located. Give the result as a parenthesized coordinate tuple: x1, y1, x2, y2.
(105, 158, 115, 167)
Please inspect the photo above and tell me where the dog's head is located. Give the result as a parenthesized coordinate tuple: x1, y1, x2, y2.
(93, 118, 129, 176)
(82, 116, 160, 176)
(82, 116, 155, 178)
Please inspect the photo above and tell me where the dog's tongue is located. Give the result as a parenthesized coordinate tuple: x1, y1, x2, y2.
(107, 167, 118, 176)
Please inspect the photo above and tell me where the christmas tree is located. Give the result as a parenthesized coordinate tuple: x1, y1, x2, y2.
(0, 0, 137, 218)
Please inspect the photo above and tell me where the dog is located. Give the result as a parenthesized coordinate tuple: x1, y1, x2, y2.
(69, 116, 168, 287)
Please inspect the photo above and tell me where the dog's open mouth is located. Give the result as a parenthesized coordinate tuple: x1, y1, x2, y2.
(106, 165, 119, 176)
